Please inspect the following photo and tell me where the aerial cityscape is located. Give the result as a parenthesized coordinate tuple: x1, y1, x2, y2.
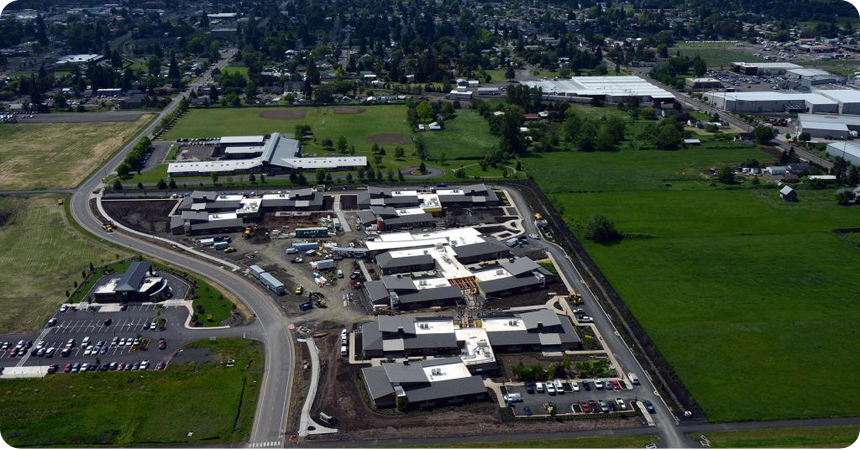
(0, 0, 858, 448)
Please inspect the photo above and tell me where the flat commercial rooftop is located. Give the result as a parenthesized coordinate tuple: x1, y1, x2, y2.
(522, 76, 675, 100)
(704, 91, 838, 105)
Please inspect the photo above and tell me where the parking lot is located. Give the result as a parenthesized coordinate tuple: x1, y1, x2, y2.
(0, 303, 202, 372)
(505, 379, 649, 417)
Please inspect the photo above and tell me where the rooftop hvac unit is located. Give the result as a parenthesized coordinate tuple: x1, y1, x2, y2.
(496, 269, 505, 275)
(509, 320, 517, 326)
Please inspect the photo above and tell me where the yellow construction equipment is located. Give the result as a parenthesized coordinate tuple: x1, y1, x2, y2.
(534, 212, 543, 221)
(57, 198, 64, 205)
(224, 246, 236, 253)
(569, 291, 583, 305)
(243, 226, 253, 239)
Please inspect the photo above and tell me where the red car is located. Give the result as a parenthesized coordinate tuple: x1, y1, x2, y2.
(117, 362, 126, 371)
(580, 402, 591, 413)
(589, 401, 601, 413)
(611, 380, 622, 390)
(157, 339, 166, 350)
(9, 347, 18, 357)
(155, 361, 166, 371)
(63, 363, 72, 373)
(47, 364, 59, 374)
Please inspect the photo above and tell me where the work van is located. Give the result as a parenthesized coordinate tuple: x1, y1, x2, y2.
(340, 345, 347, 357)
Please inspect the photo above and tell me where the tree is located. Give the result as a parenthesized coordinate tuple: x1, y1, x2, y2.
(395, 147, 405, 159)
(798, 132, 811, 143)
(137, 182, 144, 190)
(418, 162, 427, 174)
(168, 178, 177, 189)
(249, 173, 256, 183)
(717, 166, 735, 184)
(117, 163, 131, 178)
(416, 100, 434, 123)
(337, 136, 348, 153)
(585, 215, 621, 244)
(168, 55, 180, 80)
(112, 179, 123, 190)
(316, 168, 326, 184)
(505, 66, 515, 80)
(387, 170, 395, 182)
(595, 124, 618, 152)
(346, 172, 353, 183)
(244, 81, 258, 101)
(438, 151, 447, 165)
(398, 170, 404, 181)
(157, 179, 167, 190)
(211, 172, 219, 183)
(654, 123, 683, 150)
(147, 55, 161, 77)
(848, 166, 859, 186)
(836, 190, 853, 205)
(752, 126, 776, 145)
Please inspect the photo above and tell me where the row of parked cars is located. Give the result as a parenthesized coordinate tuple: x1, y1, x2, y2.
(47, 359, 166, 374)
(1, 340, 32, 357)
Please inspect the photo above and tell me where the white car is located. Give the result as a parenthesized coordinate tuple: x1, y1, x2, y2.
(554, 379, 564, 392)
(546, 384, 556, 395)
(118, 338, 126, 347)
(594, 379, 604, 389)
(125, 339, 133, 347)
(84, 346, 93, 356)
(140, 360, 150, 370)
(578, 315, 594, 323)
(571, 381, 580, 392)
(616, 398, 627, 410)
(535, 382, 545, 393)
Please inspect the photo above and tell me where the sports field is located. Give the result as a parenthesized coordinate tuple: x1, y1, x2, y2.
(0, 115, 153, 190)
(673, 42, 764, 68)
(0, 195, 131, 333)
(698, 425, 859, 448)
(0, 338, 262, 446)
(524, 128, 860, 421)
(422, 109, 498, 160)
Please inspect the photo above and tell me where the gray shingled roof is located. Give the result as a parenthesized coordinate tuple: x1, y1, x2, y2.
(115, 262, 151, 293)
(376, 252, 434, 269)
(364, 280, 390, 303)
(452, 240, 510, 260)
(189, 218, 244, 231)
(378, 316, 417, 334)
(501, 257, 541, 276)
(478, 272, 544, 295)
(361, 366, 396, 400)
(520, 309, 562, 329)
(381, 275, 418, 290)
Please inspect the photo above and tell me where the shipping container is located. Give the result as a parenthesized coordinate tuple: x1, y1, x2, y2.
(250, 265, 266, 280)
(213, 242, 229, 250)
(295, 227, 329, 238)
(311, 259, 335, 270)
(259, 272, 286, 295)
(291, 242, 319, 251)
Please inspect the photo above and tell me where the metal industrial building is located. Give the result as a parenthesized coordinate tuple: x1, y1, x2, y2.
(702, 91, 838, 114)
(521, 76, 675, 104)
(730, 62, 802, 75)
(797, 113, 860, 140)
(786, 68, 838, 87)
(826, 142, 860, 166)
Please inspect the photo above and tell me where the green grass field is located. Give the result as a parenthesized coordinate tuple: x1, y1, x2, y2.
(221, 65, 249, 77)
(0, 338, 262, 446)
(525, 126, 860, 421)
(191, 279, 237, 326)
(0, 115, 153, 190)
(420, 434, 660, 448)
(422, 109, 498, 160)
(698, 425, 859, 448)
(673, 42, 764, 68)
(0, 196, 131, 333)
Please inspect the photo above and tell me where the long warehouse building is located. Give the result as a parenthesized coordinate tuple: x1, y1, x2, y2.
(522, 76, 675, 104)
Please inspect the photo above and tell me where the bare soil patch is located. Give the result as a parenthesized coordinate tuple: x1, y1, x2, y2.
(260, 109, 308, 120)
(333, 108, 366, 115)
(365, 133, 409, 144)
(102, 199, 176, 234)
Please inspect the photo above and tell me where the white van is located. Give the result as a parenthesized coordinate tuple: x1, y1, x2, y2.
(340, 344, 347, 357)
(503, 393, 522, 403)
(535, 382, 545, 393)
(286, 247, 298, 254)
(628, 372, 640, 385)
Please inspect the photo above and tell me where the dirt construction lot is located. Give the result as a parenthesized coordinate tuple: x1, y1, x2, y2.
(310, 334, 642, 441)
(365, 133, 409, 144)
(260, 109, 307, 120)
(0, 115, 153, 190)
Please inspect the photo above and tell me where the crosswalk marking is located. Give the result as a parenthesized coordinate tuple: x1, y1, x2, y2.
(248, 440, 281, 448)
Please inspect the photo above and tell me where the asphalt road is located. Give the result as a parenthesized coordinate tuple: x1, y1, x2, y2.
(66, 50, 297, 448)
(493, 184, 690, 448)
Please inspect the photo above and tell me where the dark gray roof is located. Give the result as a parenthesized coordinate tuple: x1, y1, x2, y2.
(190, 191, 217, 201)
(383, 361, 428, 383)
(115, 262, 151, 293)
(479, 272, 544, 295)
(403, 374, 486, 403)
(395, 285, 462, 305)
(381, 275, 418, 290)
(378, 316, 417, 334)
(205, 200, 242, 210)
(357, 210, 377, 225)
(260, 193, 323, 209)
(520, 309, 562, 329)
(376, 252, 435, 269)
(364, 280, 390, 303)
(483, 312, 580, 348)
(500, 257, 541, 276)
(369, 206, 398, 217)
(170, 215, 185, 230)
(189, 218, 244, 231)
(452, 240, 510, 260)
(177, 197, 194, 210)
(382, 213, 435, 226)
(361, 366, 395, 400)
(180, 210, 209, 221)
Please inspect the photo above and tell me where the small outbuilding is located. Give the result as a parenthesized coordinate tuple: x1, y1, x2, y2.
(779, 185, 797, 202)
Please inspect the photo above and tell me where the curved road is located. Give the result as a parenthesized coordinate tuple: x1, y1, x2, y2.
(66, 51, 295, 448)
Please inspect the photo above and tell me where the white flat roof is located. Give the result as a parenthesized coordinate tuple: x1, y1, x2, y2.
(815, 89, 860, 103)
(455, 327, 495, 366)
(522, 76, 674, 100)
(788, 68, 833, 77)
(272, 157, 367, 169)
(482, 317, 527, 332)
(167, 159, 262, 174)
(219, 135, 266, 144)
(473, 266, 513, 282)
(423, 361, 473, 382)
(798, 113, 860, 126)
(414, 318, 455, 335)
(802, 121, 849, 132)
(223, 146, 264, 154)
(705, 91, 837, 105)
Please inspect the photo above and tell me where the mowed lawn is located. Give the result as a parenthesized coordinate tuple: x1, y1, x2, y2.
(420, 434, 660, 448)
(545, 186, 860, 421)
(699, 425, 860, 448)
(0, 196, 131, 333)
(523, 143, 771, 193)
(525, 143, 860, 422)
(0, 338, 262, 446)
(161, 105, 430, 175)
(0, 115, 152, 190)
(673, 42, 764, 68)
(422, 109, 498, 160)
